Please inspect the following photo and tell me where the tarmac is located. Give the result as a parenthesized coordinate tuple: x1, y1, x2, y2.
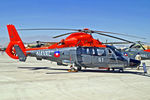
(0, 52, 150, 100)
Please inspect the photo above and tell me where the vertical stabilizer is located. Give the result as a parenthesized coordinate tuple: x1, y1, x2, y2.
(5, 25, 26, 59)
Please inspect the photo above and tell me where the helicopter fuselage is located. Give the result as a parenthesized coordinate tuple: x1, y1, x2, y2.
(25, 46, 140, 70)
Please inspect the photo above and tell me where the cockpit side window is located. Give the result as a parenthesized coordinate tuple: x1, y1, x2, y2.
(97, 48, 106, 56)
(108, 49, 112, 54)
(107, 48, 114, 56)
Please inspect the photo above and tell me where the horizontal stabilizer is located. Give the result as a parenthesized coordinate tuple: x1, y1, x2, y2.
(14, 45, 26, 62)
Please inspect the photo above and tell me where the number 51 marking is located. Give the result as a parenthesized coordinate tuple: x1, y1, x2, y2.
(98, 57, 104, 62)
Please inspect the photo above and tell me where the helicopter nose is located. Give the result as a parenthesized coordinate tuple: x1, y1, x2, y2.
(129, 58, 141, 67)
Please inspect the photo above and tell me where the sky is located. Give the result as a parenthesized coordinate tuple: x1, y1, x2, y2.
(0, 0, 150, 45)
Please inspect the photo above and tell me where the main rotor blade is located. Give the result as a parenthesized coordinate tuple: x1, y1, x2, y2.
(102, 42, 131, 44)
(137, 41, 146, 50)
(53, 32, 74, 38)
(18, 28, 80, 31)
(94, 30, 145, 39)
(95, 32, 134, 43)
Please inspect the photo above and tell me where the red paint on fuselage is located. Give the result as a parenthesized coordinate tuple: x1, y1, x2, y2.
(48, 32, 106, 49)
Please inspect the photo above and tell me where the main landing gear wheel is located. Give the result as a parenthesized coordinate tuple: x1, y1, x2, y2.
(119, 69, 124, 73)
(77, 66, 82, 71)
(107, 68, 110, 71)
(112, 68, 115, 71)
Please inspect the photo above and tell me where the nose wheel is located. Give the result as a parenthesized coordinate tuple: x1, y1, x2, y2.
(68, 67, 78, 72)
(68, 65, 81, 72)
(68, 66, 78, 72)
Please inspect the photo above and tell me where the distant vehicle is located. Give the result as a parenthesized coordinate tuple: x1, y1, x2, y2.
(6, 25, 141, 72)
(25, 41, 57, 48)
(25, 41, 45, 48)
(0, 48, 6, 51)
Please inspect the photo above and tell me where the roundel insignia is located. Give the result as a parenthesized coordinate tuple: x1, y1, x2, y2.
(54, 51, 60, 57)
(124, 52, 128, 56)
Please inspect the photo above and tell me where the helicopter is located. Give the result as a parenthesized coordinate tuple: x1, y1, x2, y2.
(5, 24, 141, 72)
(120, 41, 150, 60)
(102, 41, 150, 60)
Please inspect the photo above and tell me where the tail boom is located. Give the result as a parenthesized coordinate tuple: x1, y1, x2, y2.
(5, 24, 49, 60)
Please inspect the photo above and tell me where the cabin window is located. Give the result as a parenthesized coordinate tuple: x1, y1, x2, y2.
(81, 48, 87, 54)
(92, 48, 95, 55)
(87, 48, 90, 54)
(81, 47, 92, 55)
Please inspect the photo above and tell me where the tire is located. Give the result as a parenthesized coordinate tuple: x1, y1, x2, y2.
(77, 66, 82, 71)
(119, 69, 124, 73)
(112, 68, 115, 71)
(107, 68, 110, 71)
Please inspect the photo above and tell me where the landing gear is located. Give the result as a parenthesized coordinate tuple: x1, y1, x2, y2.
(112, 68, 124, 72)
(68, 65, 78, 72)
(112, 68, 115, 71)
(107, 68, 110, 71)
(119, 69, 124, 73)
(77, 66, 82, 71)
